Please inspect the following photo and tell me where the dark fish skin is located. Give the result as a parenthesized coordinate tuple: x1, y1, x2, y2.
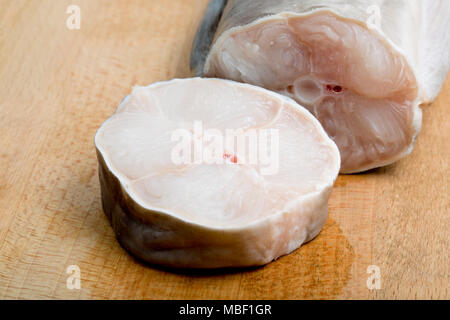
(190, 0, 228, 76)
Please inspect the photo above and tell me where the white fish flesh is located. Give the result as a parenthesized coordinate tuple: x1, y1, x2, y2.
(195, 0, 450, 173)
(95, 78, 340, 268)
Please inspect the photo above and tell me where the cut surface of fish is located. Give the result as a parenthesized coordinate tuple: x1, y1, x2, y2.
(95, 78, 340, 268)
(202, 0, 450, 173)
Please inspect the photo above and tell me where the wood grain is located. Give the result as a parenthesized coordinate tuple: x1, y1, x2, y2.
(0, 0, 448, 300)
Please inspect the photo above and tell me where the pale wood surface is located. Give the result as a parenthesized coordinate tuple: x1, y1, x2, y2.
(0, 0, 448, 300)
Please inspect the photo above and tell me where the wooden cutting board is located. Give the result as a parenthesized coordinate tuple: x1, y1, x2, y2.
(0, 0, 448, 300)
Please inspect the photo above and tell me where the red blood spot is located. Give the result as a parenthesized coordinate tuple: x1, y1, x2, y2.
(223, 153, 238, 164)
(326, 84, 343, 93)
(333, 86, 343, 93)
